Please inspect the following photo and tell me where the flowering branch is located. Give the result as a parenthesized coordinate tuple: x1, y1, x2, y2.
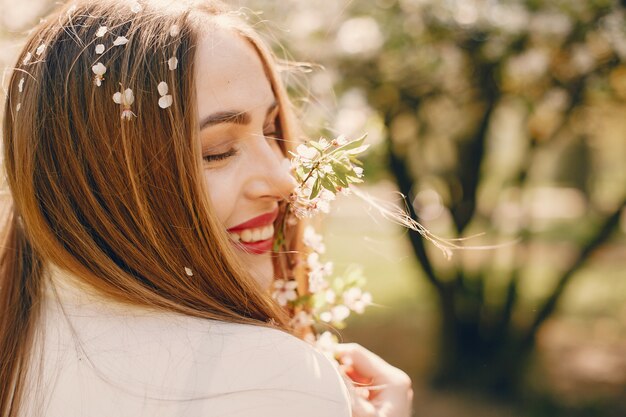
(270, 134, 373, 348)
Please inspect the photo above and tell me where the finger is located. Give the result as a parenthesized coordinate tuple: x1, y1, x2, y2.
(343, 364, 374, 385)
(351, 394, 378, 417)
(335, 343, 390, 381)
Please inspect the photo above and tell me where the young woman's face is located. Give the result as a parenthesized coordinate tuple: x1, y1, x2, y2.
(195, 27, 296, 291)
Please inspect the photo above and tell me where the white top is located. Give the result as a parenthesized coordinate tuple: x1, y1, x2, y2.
(21, 264, 352, 417)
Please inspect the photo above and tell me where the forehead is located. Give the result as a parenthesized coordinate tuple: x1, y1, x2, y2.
(194, 27, 274, 118)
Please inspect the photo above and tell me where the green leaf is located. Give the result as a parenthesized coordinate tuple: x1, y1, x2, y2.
(330, 134, 368, 155)
(310, 178, 322, 199)
(321, 176, 337, 192)
(307, 141, 325, 152)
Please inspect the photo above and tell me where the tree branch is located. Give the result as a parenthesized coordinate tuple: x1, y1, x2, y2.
(522, 199, 626, 348)
(385, 133, 446, 293)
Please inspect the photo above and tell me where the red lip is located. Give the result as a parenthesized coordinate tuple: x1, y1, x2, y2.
(226, 208, 280, 233)
(235, 239, 274, 255)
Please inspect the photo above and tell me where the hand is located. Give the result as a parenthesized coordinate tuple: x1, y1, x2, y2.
(334, 343, 413, 417)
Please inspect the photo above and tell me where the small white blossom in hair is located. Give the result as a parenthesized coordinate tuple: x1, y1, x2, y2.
(96, 26, 108, 37)
(112, 87, 136, 121)
(92, 62, 106, 86)
(157, 81, 168, 96)
(36, 43, 46, 56)
(169, 24, 180, 37)
(184, 267, 193, 276)
(16, 103, 21, 112)
(157, 81, 173, 109)
(23, 52, 32, 65)
(18, 77, 24, 93)
(95, 44, 105, 54)
(130, 1, 142, 13)
(113, 36, 129, 46)
(167, 56, 178, 71)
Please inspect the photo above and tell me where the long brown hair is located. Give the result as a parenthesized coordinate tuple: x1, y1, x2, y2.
(0, 1, 307, 414)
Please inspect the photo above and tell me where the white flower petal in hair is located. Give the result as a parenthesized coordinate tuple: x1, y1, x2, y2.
(16, 103, 21, 112)
(23, 52, 32, 65)
(184, 267, 193, 276)
(113, 87, 136, 121)
(169, 24, 180, 37)
(18, 77, 24, 93)
(113, 36, 129, 46)
(96, 26, 108, 37)
(158, 95, 173, 109)
(130, 1, 142, 13)
(92, 62, 107, 87)
(157, 81, 173, 109)
(167, 56, 178, 71)
(36, 43, 46, 56)
(95, 44, 105, 54)
(157, 81, 169, 96)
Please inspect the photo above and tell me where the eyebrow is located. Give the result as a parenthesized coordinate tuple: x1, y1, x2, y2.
(199, 101, 278, 131)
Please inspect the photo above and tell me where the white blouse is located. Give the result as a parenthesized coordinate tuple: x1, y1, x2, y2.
(21, 264, 352, 417)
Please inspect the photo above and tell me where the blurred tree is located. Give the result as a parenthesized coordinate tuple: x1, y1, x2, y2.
(247, 0, 626, 397)
(334, 0, 626, 394)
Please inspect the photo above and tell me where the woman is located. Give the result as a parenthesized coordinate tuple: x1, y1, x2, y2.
(0, 0, 413, 416)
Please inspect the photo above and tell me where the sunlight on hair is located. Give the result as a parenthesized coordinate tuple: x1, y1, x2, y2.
(350, 186, 520, 260)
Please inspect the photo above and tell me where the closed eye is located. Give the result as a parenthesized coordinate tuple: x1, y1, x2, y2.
(203, 148, 239, 163)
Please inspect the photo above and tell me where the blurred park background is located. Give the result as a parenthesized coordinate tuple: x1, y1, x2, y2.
(1, 0, 625, 416)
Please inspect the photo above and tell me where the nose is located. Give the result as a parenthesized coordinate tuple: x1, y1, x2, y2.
(243, 137, 297, 202)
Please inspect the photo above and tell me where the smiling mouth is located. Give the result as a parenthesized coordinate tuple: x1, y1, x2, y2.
(226, 209, 279, 255)
(228, 226, 275, 255)
(228, 224, 274, 244)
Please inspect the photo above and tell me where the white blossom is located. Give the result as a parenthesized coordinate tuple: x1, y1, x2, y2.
(307, 252, 332, 292)
(320, 305, 350, 323)
(18, 78, 24, 93)
(92, 62, 106, 86)
(303, 226, 325, 253)
(314, 331, 338, 357)
(184, 267, 193, 276)
(167, 57, 178, 70)
(169, 24, 180, 37)
(334, 134, 347, 146)
(95, 44, 105, 54)
(324, 288, 337, 304)
(96, 26, 108, 37)
(271, 279, 298, 306)
(113, 88, 136, 121)
(342, 287, 373, 314)
(158, 95, 173, 109)
(112, 88, 134, 105)
(290, 311, 314, 329)
(16, 103, 21, 112)
(35, 44, 46, 56)
(157, 81, 173, 108)
(296, 144, 319, 160)
(22, 52, 32, 65)
(130, 1, 142, 13)
(157, 81, 169, 96)
(113, 36, 129, 46)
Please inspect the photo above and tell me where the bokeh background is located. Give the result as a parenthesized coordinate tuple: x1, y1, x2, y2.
(1, 0, 625, 416)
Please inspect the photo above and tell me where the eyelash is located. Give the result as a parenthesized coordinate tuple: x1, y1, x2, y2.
(202, 148, 239, 163)
(202, 120, 280, 163)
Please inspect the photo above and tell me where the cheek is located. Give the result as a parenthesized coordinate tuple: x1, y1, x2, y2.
(202, 169, 238, 225)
